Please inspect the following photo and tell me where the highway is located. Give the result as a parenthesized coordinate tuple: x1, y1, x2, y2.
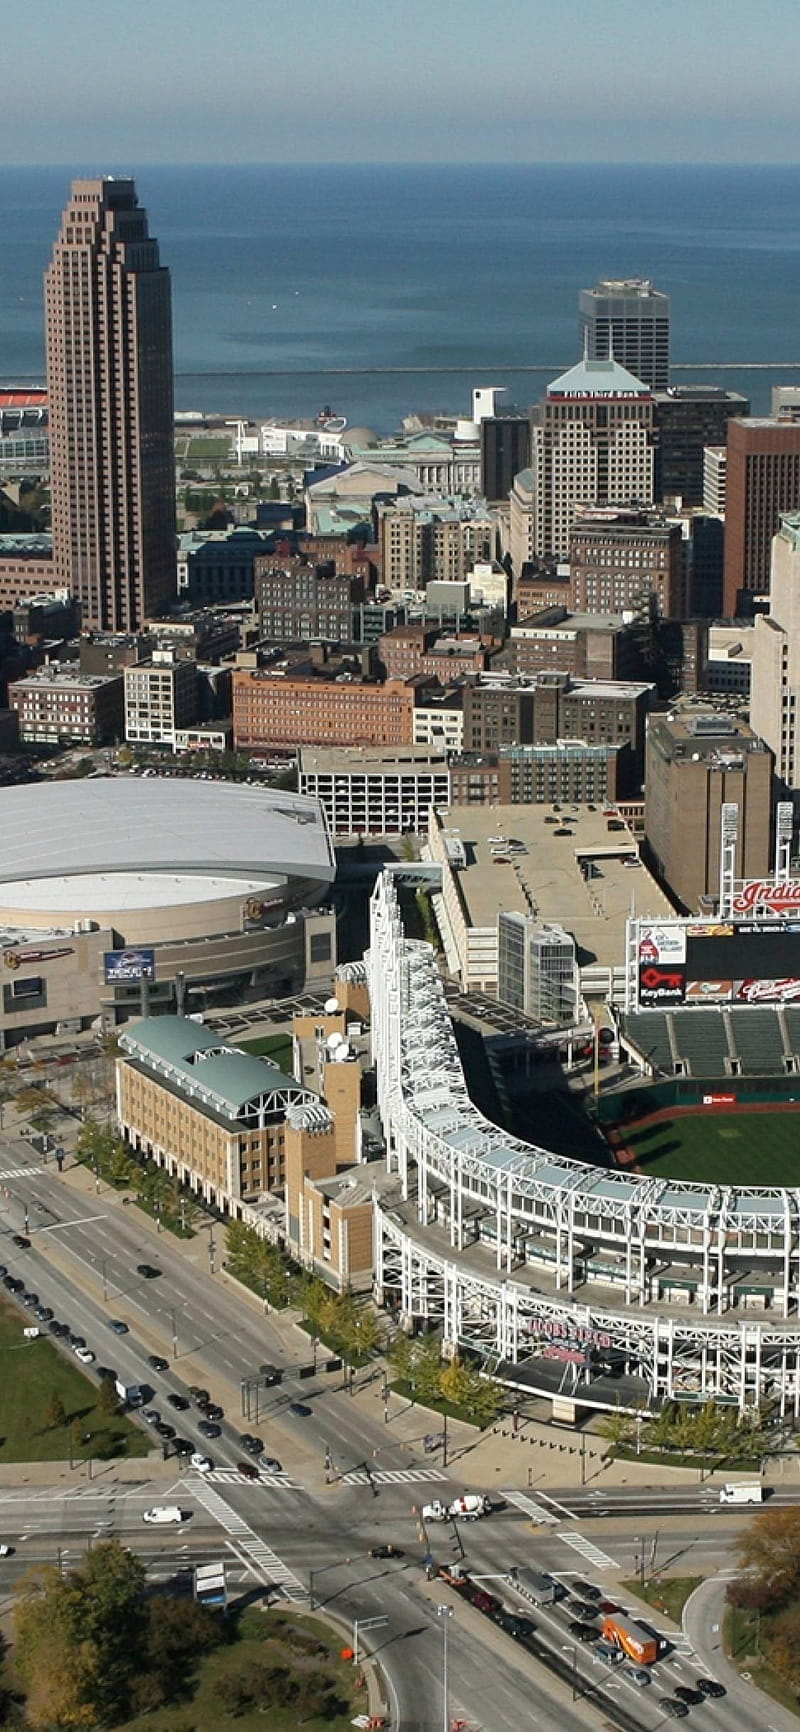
(1, 1130, 797, 1731)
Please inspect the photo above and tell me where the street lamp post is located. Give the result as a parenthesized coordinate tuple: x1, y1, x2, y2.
(436, 1604, 453, 1732)
(170, 1307, 179, 1359)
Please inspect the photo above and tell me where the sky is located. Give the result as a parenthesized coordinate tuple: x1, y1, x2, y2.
(4, 0, 798, 165)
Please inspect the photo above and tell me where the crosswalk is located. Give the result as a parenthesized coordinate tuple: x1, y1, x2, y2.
(341, 1465, 446, 1486)
(558, 1530, 618, 1571)
(207, 1470, 302, 1490)
(0, 1164, 37, 1182)
(501, 1489, 560, 1526)
(187, 1477, 305, 1600)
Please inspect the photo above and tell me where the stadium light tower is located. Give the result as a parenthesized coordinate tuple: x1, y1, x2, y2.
(719, 802, 739, 917)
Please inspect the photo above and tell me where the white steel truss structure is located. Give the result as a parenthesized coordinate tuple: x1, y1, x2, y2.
(368, 868, 800, 1414)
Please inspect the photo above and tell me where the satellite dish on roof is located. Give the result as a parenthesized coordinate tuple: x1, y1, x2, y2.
(324, 996, 340, 1013)
(327, 1031, 343, 1050)
(334, 1043, 352, 1062)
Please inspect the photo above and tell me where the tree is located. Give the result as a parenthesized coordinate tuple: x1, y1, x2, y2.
(98, 1377, 119, 1417)
(735, 1505, 800, 1604)
(43, 1392, 67, 1432)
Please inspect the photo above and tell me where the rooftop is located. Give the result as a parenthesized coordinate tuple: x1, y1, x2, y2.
(0, 780, 335, 892)
(547, 358, 651, 398)
(120, 1015, 315, 1122)
(299, 743, 449, 773)
(432, 802, 674, 968)
(10, 665, 120, 690)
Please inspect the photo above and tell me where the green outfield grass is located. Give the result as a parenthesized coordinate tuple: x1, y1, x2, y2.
(623, 1110, 800, 1184)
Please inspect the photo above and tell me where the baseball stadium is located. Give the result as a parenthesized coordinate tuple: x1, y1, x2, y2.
(368, 836, 800, 1419)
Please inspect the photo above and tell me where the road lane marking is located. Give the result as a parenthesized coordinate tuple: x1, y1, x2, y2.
(341, 1466, 446, 1485)
(558, 1531, 617, 1570)
(501, 1490, 560, 1525)
(187, 1477, 305, 1600)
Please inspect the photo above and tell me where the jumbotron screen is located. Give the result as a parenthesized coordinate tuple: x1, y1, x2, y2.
(636, 918, 800, 1007)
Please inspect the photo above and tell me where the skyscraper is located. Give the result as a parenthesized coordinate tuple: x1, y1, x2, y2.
(723, 418, 800, 616)
(530, 358, 655, 559)
(45, 178, 176, 632)
(579, 278, 670, 391)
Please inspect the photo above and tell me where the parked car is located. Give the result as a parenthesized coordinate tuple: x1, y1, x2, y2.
(21, 1292, 39, 1308)
(240, 1434, 264, 1455)
(74, 1347, 95, 1364)
(155, 1422, 176, 1439)
(190, 1453, 213, 1474)
(198, 1421, 221, 1439)
(237, 1461, 259, 1480)
(34, 1306, 54, 1322)
(189, 1387, 210, 1404)
(205, 1404, 223, 1421)
(141, 1409, 161, 1426)
(166, 1394, 189, 1411)
(172, 1438, 193, 1456)
(660, 1701, 689, 1720)
(260, 1457, 283, 1474)
(674, 1687, 703, 1706)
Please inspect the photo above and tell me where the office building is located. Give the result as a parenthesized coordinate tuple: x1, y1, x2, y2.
(177, 527, 274, 607)
(723, 418, 800, 615)
(508, 467, 536, 580)
(750, 513, 800, 792)
(255, 561, 363, 643)
(232, 668, 414, 752)
(498, 913, 578, 1024)
(298, 744, 450, 836)
(116, 1016, 318, 1209)
(706, 623, 754, 698)
(376, 497, 494, 593)
(45, 178, 176, 632)
(703, 446, 727, 516)
(531, 360, 655, 560)
(653, 387, 749, 505)
(579, 278, 670, 391)
(124, 652, 200, 749)
(0, 535, 54, 611)
(509, 609, 642, 682)
(644, 710, 773, 912)
(8, 665, 124, 745)
(772, 386, 800, 422)
(569, 508, 683, 616)
(480, 415, 531, 503)
(462, 672, 654, 783)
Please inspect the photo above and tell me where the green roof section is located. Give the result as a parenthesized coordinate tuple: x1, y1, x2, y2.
(548, 357, 650, 396)
(119, 1015, 314, 1120)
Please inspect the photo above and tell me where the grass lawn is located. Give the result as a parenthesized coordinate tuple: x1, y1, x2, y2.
(119, 1607, 369, 1732)
(0, 1299, 150, 1463)
(621, 1111, 800, 1185)
(236, 1033, 294, 1074)
(725, 1604, 800, 1718)
(621, 1576, 703, 1625)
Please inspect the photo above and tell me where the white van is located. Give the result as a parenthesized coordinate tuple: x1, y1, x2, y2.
(142, 1505, 184, 1525)
(718, 1483, 763, 1505)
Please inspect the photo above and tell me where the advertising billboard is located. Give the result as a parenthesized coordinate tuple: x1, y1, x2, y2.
(104, 948, 156, 984)
(631, 913, 800, 1010)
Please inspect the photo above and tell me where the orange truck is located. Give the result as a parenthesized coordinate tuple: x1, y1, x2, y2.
(602, 1614, 658, 1666)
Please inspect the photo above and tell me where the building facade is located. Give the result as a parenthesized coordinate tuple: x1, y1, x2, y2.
(298, 744, 450, 836)
(480, 415, 531, 503)
(568, 509, 684, 617)
(644, 710, 773, 911)
(124, 652, 200, 749)
(8, 666, 124, 744)
(231, 668, 414, 752)
(45, 178, 176, 632)
(723, 418, 800, 615)
(653, 387, 748, 505)
(531, 360, 655, 559)
(497, 912, 578, 1023)
(377, 498, 494, 593)
(578, 278, 670, 391)
(750, 514, 800, 792)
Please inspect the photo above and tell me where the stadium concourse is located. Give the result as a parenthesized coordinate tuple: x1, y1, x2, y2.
(368, 866, 800, 1422)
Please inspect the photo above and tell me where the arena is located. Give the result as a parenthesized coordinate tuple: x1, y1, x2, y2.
(0, 780, 335, 1047)
(369, 867, 800, 1420)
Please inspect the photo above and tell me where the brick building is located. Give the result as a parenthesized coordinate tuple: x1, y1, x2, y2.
(8, 665, 124, 745)
(569, 508, 684, 617)
(644, 709, 774, 912)
(255, 561, 363, 642)
(723, 418, 800, 615)
(462, 672, 654, 784)
(232, 668, 414, 752)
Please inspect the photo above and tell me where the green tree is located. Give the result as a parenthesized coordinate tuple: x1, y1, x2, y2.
(14, 1545, 146, 1728)
(44, 1392, 67, 1432)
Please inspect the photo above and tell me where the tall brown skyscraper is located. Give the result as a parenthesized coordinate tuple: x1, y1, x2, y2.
(723, 417, 800, 616)
(45, 178, 176, 632)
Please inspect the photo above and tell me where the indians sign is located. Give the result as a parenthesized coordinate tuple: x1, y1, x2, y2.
(732, 879, 800, 916)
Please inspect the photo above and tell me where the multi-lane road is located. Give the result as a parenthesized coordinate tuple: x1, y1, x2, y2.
(0, 1129, 796, 1732)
